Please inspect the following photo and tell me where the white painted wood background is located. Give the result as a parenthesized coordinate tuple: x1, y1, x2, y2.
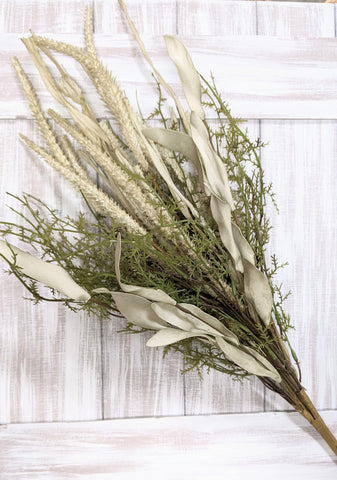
(0, 0, 336, 477)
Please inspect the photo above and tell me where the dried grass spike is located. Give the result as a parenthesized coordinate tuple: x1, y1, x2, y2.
(84, 6, 97, 58)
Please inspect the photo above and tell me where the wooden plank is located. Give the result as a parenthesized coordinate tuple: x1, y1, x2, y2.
(2, 33, 337, 120)
(0, 0, 87, 34)
(257, 3, 337, 412)
(178, 0, 260, 417)
(95, 1, 185, 419)
(0, 119, 102, 422)
(256, 1, 335, 36)
(177, 0, 257, 35)
(102, 318, 185, 418)
(94, 0, 178, 35)
(184, 121, 265, 415)
(184, 369, 265, 415)
(0, 411, 336, 479)
(261, 120, 337, 411)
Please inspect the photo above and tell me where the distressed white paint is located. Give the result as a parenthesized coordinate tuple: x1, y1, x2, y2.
(0, 0, 336, 474)
(257, 1, 337, 412)
(0, 0, 86, 34)
(0, 119, 102, 423)
(94, 0, 178, 35)
(2, 33, 337, 120)
(261, 120, 337, 411)
(256, 1, 335, 36)
(0, 411, 336, 479)
(177, 0, 257, 35)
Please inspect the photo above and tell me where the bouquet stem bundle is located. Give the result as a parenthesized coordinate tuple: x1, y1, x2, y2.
(0, 0, 336, 456)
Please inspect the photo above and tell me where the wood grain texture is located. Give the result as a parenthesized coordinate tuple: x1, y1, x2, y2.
(2, 34, 337, 120)
(177, 0, 257, 35)
(256, 1, 335, 36)
(102, 318, 185, 418)
(257, 3, 337, 412)
(261, 120, 337, 411)
(0, 0, 87, 33)
(94, 0, 178, 35)
(0, 411, 336, 479)
(0, 120, 102, 422)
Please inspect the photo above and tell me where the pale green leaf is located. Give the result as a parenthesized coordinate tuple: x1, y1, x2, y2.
(243, 259, 273, 326)
(146, 327, 209, 347)
(152, 302, 232, 338)
(242, 345, 281, 383)
(232, 223, 256, 266)
(142, 127, 201, 172)
(92, 287, 111, 295)
(110, 292, 167, 330)
(0, 240, 90, 301)
(151, 302, 196, 331)
(178, 303, 239, 344)
(216, 336, 281, 382)
(164, 35, 204, 120)
(144, 141, 198, 219)
(210, 196, 243, 272)
(122, 286, 175, 304)
(190, 112, 235, 210)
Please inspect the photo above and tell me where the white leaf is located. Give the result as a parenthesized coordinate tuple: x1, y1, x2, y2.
(179, 303, 239, 344)
(210, 196, 243, 272)
(0, 240, 90, 301)
(190, 112, 235, 210)
(242, 345, 281, 382)
(216, 336, 281, 382)
(243, 259, 273, 326)
(144, 141, 198, 219)
(92, 287, 111, 295)
(142, 127, 201, 172)
(110, 292, 167, 330)
(123, 287, 175, 304)
(232, 223, 256, 266)
(151, 302, 196, 331)
(164, 36, 204, 120)
(146, 327, 209, 347)
(152, 302, 233, 339)
(114, 234, 176, 304)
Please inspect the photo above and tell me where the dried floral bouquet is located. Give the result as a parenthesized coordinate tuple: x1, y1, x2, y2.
(0, 0, 336, 456)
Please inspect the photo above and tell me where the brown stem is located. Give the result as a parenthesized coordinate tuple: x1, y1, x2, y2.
(260, 337, 337, 457)
(262, 375, 337, 456)
(296, 388, 337, 456)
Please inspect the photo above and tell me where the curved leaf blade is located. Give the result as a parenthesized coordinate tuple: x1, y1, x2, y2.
(216, 336, 281, 382)
(146, 327, 209, 347)
(0, 240, 90, 301)
(110, 292, 167, 330)
(164, 35, 204, 120)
